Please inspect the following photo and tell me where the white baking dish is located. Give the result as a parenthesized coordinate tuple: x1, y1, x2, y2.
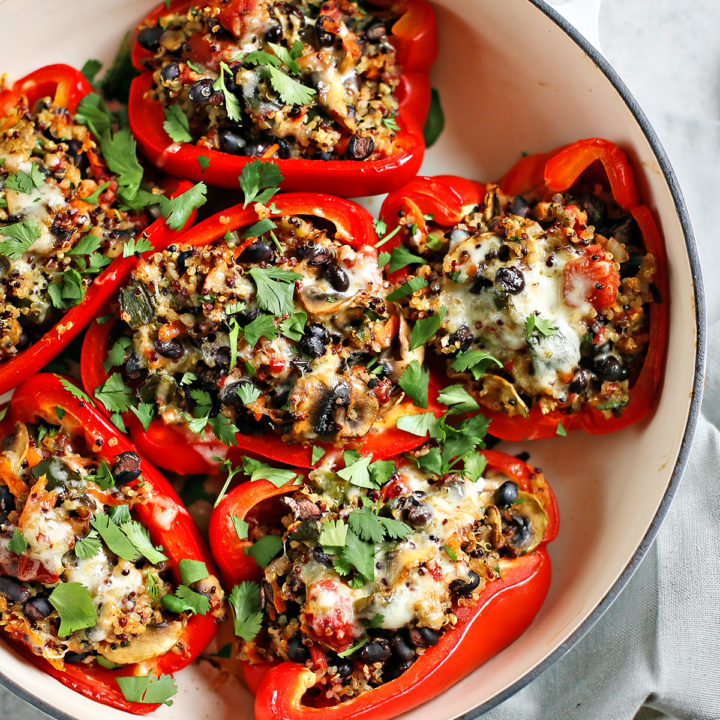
(0, 0, 703, 718)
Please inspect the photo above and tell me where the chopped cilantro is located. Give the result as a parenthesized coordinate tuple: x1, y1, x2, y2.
(238, 159, 283, 207)
(116, 672, 177, 707)
(163, 105, 192, 143)
(242, 312, 278, 347)
(161, 182, 207, 230)
(451, 349, 503, 381)
(95, 373, 134, 413)
(248, 266, 301, 316)
(525, 314, 556, 341)
(49, 583, 97, 637)
(8, 529, 28, 555)
(231, 515, 249, 540)
(397, 359, 429, 409)
(311, 445, 326, 465)
(246, 534, 283, 567)
(79, 180, 111, 205)
(228, 581, 263, 641)
(0, 219, 41, 258)
(74, 532, 101, 559)
(213, 62, 242, 122)
(409, 306, 446, 350)
(556, 422, 567, 437)
(122, 235, 154, 257)
(236, 383, 261, 405)
(387, 245, 427, 273)
(178, 559, 209, 586)
(279, 311, 307, 342)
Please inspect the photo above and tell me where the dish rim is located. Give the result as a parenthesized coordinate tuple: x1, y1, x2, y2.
(0, 0, 706, 718)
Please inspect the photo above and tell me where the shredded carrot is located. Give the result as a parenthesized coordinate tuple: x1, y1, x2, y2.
(261, 144, 279, 159)
(25, 446, 42, 469)
(0, 458, 28, 498)
(18, 475, 57, 530)
(158, 320, 187, 342)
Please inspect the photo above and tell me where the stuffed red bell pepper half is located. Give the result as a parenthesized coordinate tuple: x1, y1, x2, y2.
(208, 391, 558, 720)
(0, 374, 224, 712)
(80, 164, 444, 473)
(378, 138, 667, 440)
(128, 0, 437, 195)
(0, 64, 206, 395)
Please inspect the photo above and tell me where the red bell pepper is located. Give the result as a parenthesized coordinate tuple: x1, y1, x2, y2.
(208, 449, 558, 719)
(80, 193, 445, 474)
(380, 138, 668, 440)
(128, 0, 437, 196)
(0, 64, 197, 395)
(4, 373, 221, 713)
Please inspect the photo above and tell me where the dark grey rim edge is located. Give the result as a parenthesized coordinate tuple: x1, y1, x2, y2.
(459, 1, 707, 717)
(0, 1, 706, 719)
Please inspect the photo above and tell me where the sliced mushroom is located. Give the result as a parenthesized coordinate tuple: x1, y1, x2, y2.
(390, 315, 425, 381)
(476, 374, 529, 418)
(484, 505, 504, 549)
(337, 373, 379, 439)
(101, 621, 185, 664)
(4, 423, 29, 475)
(502, 491, 548, 555)
(281, 496, 322, 521)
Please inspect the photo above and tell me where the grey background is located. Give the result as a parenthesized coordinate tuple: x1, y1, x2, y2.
(2, 0, 718, 718)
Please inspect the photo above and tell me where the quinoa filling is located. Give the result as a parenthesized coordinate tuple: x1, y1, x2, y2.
(137, 0, 403, 161)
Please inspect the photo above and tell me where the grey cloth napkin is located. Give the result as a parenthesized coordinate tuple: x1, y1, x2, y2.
(484, 1, 720, 718)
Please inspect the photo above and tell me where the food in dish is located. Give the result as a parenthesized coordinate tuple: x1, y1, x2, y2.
(0, 64, 204, 395)
(80, 181, 443, 472)
(0, 374, 223, 712)
(209, 440, 557, 718)
(379, 139, 667, 440)
(128, 0, 438, 194)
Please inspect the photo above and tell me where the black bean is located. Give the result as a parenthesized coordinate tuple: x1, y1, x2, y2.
(219, 380, 247, 406)
(620, 252, 643, 279)
(594, 355, 629, 381)
(65, 138, 88, 172)
(0, 485, 15, 514)
(177, 249, 194, 274)
(300, 323, 331, 358)
(470, 274, 493, 294)
(365, 21, 387, 41)
(238, 240, 273, 263)
(510, 195, 531, 218)
(125, 352, 144, 381)
(241, 141, 270, 157)
(64, 651, 92, 664)
(213, 346, 231, 367)
(297, 241, 331, 266)
(346, 136, 374, 160)
(160, 63, 181, 82)
(568, 369, 590, 394)
(449, 570, 480, 597)
(391, 635, 414, 663)
(611, 217, 640, 247)
(495, 266, 525, 294)
(408, 627, 439, 648)
(324, 262, 350, 292)
(509, 514, 531, 546)
(0, 578, 31, 604)
(335, 659, 353, 677)
(286, 635, 309, 663)
(406, 502, 431, 527)
(312, 546, 334, 568)
(312, 382, 349, 436)
(265, 24, 283, 43)
(447, 326, 473, 353)
(316, 15, 336, 46)
(188, 78, 214, 103)
(315, 151, 333, 161)
(359, 639, 391, 665)
(494, 480, 518, 507)
(385, 658, 414, 680)
(220, 129, 247, 155)
(236, 307, 260, 325)
(137, 25, 164, 51)
(112, 451, 142, 485)
(24, 595, 53, 621)
(154, 338, 184, 359)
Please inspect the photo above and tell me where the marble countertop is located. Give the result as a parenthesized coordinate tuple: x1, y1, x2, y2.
(3, 0, 718, 718)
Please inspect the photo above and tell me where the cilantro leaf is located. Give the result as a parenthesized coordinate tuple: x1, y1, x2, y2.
(56, 376, 94, 405)
(122, 235, 154, 257)
(213, 62, 242, 122)
(377, 251, 391, 268)
(131, 403, 155, 432)
(319, 519, 348, 548)
(121, 521, 168, 565)
(341, 529, 374, 581)
(95, 373, 134, 413)
(436, 384, 479, 413)
(337, 638, 367, 657)
(236, 383, 260, 405)
(5, 164, 45, 193)
(48, 269, 85, 309)
(396, 411, 440, 438)
(228, 581, 263, 641)
(248, 267, 301, 316)
(239, 159, 283, 207)
(462, 451, 487, 482)
(311, 445, 325, 465)
(80, 58, 102, 85)
(198, 155, 210, 172)
(208, 413, 239, 446)
(108, 504, 132, 524)
(378, 515, 412, 540)
(242, 312, 278, 347)
(241, 50, 282, 68)
(240, 456, 298, 487)
(387, 246, 427, 273)
(525, 314, 556, 341)
(93, 460, 115, 490)
(337, 453, 374, 489)
(347, 510, 384, 544)
(0, 219, 41, 258)
(79, 180, 111, 205)
(556, 422, 567, 437)
(178, 558, 209, 586)
(267, 41, 301, 74)
(8, 529, 28, 555)
(116, 672, 177, 707)
(409, 306, 446, 350)
(162, 585, 210, 615)
(279, 311, 307, 342)
(247, 534, 283, 567)
(74, 531, 101, 559)
(397, 359, 429, 409)
(387, 276, 428, 301)
(243, 218, 277, 240)
(443, 545, 458, 562)
(163, 104, 192, 143)
(266, 65, 316, 106)
(49, 583, 97, 637)
(162, 182, 207, 230)
(231, 515, 249, 540)
(67, 232, 101, 256)
(91, 512, 140, 561)
(451, 349, 502, 381)
(104, 336, 131, 371)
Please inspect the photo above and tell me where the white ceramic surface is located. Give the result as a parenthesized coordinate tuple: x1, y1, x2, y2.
(0, 1, 702, 719)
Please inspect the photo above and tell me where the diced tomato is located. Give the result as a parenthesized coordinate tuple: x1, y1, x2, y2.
(563, 245, 619, 310)
(303, 579, 360, 654)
